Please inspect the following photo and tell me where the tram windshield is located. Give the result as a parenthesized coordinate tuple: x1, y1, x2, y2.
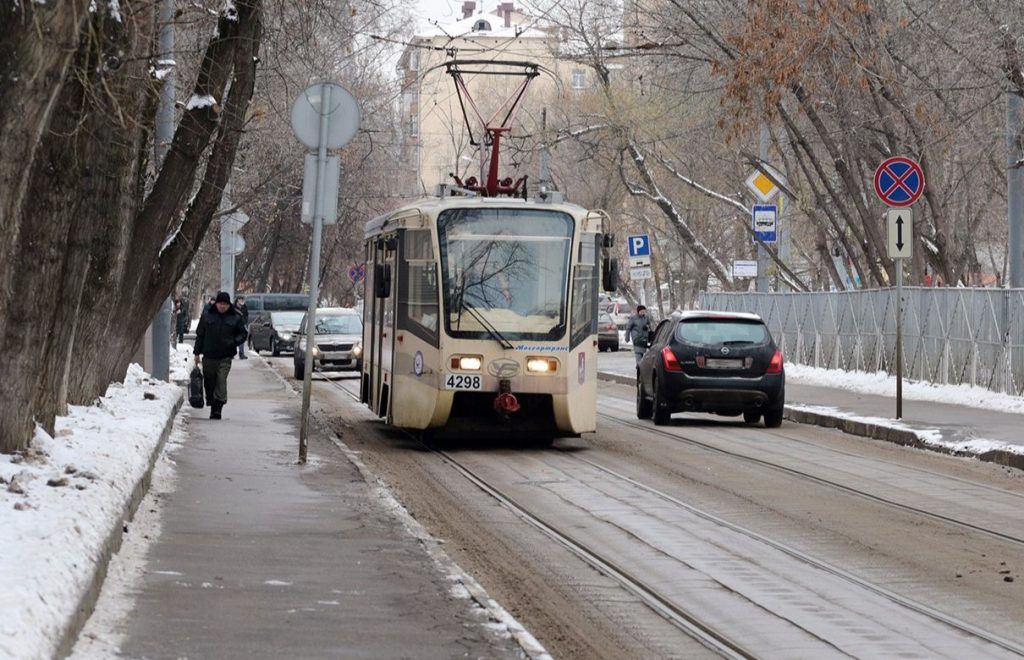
(438, 208, 573, 341)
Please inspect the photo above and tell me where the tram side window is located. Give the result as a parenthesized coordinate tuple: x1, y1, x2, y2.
(570, 234, 600, 348)
(399, 229, 439, 344)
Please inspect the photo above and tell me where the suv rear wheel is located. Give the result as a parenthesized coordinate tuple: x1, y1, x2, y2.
(651, 376, 670, 426)
(636, 378, 653, 419)
(763, 408, 783, 428)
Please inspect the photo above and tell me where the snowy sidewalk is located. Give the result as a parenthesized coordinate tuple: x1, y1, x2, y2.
(597, 351, 1024, 470)
(87, 358, 524, 659)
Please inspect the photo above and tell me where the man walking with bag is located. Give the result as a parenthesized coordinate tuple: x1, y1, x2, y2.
(194, 291, 248, 419)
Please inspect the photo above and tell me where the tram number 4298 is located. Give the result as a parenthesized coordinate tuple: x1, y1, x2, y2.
(444, 373, 483, 391)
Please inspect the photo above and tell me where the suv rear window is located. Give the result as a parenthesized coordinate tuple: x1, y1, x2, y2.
(677, 319, 768, 346)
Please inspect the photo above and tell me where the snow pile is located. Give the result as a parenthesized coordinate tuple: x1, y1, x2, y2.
(169, 343, 194, 382)
(785, 363, 1024, 416)
(788, 403, 1024, 457)
(185, 94, 217, 110)
(0, 365, 182, 660)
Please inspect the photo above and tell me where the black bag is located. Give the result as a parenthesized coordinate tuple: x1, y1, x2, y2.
(188, 366, 205, 409)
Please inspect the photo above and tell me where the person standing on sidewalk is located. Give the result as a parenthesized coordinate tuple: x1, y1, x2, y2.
(234, 295, 249, 360)
(174, 294, 190, 344)
(194, 292, 248, 419)
(626, 305, 652, 366)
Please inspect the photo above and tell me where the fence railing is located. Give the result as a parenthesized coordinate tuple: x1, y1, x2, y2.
(698, 288, 1024, 395)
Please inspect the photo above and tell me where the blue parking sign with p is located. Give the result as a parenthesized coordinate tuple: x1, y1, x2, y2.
(627, 234, 651, 258)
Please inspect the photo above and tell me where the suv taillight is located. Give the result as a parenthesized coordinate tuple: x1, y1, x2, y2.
(766, 350, 783, 374)
(661, 346, 683, 372)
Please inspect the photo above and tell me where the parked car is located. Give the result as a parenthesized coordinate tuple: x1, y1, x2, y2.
(293, 308, 363, 379)
(250, 311, 304, 356)
(636, 311, 784, 427)
(598, 311, 619, 352)
(607, 299, 634, 332)
(240, 293, 310, 348)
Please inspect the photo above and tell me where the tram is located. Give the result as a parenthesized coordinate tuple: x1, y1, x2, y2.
(359, 191, 616, 438)
(359, 60, 617, 439)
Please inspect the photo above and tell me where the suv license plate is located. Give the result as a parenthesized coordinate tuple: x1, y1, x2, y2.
(445, 374, 483, 390)
(706, 358, 742, 369)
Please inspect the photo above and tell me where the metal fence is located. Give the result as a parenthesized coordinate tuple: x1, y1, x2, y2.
(698, 288, 1024, 395)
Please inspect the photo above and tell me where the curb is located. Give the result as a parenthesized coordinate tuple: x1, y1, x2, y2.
(596, 371, 1024, 473)
(56, 389, 184, 659)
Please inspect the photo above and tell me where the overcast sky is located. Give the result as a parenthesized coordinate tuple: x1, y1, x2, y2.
(412, 0, 468, 32)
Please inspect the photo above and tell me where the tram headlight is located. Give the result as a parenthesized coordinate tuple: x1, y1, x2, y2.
(526, 357, 559, 373)
(450, 355, 483, 371)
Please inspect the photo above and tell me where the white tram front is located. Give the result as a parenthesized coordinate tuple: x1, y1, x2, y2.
(359, 193, 615, 439)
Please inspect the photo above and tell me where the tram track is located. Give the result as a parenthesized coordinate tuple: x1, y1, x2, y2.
(314, 374, 751, 657)
(315, 372, 1024, 657)
(596, 407, 1024, 549)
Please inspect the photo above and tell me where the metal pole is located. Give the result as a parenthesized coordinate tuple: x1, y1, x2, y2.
(896, 259, 903, 419)
(1009, 89, 1024, 288)
(150, 0, 175, 381)
(756, 123, 770, 292)
(299, 84, 332, 464)
(778, 193, 790, 292)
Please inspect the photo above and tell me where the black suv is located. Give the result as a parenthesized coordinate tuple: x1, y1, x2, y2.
(636, 311, 784, 427)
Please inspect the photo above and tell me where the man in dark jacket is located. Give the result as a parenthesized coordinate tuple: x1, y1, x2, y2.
(625, 305, 652, 366)
(234, 295, 249, 359)
(174, 295, 190, 344)
(193, 291, 248, 419)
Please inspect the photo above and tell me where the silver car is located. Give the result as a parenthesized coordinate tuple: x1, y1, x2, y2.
(293, 308, 363, 380)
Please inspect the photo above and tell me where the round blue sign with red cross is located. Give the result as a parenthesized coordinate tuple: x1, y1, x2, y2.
(874, 156, 925, 208)
(347, 264, 365, 283)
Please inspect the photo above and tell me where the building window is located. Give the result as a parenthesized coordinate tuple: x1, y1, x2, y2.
(408, 117, 418, 137)
(409, 50, 420, 71)
(473, 19, 492, 31)
(571, 69, 586, 90)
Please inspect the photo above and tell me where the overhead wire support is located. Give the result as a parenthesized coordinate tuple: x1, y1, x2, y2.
(428, 59, 548, 197)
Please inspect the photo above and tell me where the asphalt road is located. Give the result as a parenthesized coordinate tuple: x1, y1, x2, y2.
(265, 354, 1024, 659)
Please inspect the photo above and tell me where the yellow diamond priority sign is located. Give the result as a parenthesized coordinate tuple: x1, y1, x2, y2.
(745, 170, 779, 203)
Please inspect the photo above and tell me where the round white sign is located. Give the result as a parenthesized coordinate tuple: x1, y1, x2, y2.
(290, 82, 360, 150)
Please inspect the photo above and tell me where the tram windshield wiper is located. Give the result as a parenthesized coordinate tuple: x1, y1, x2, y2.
(457, 298, 514, 349)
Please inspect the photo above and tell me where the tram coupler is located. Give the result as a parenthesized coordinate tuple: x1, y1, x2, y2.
(493, 379, 520, 419)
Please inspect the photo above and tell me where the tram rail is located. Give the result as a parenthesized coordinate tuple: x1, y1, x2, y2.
(315, 371, 1024, 657)
(596, 407, 1024, 549)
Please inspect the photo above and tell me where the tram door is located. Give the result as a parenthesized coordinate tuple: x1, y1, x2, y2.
(367, 236, 397, 419)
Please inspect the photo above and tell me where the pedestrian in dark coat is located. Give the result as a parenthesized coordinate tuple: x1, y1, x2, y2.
(193, 291, 248, 419)
(625, 305, 652, 366)
(234, 295, 249, 359)
(174, 296, 190, 344)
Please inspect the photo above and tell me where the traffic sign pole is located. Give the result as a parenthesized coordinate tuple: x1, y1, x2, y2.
(876, 158, 924, 420)
(896, 260, 903, 419)
(299, 84, 333, 464)
(757, 124, 770, 292)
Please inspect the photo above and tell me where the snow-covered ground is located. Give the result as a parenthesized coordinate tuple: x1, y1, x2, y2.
(784, 363, 1024, 417)
(169, 343, 193, 381)
(0, 365, 182, 660)
(70, 417, 187, 658)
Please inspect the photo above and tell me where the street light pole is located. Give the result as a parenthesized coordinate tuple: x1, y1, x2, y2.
(150, 0, 175, 380)
(1009, 89, 1024, 288)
